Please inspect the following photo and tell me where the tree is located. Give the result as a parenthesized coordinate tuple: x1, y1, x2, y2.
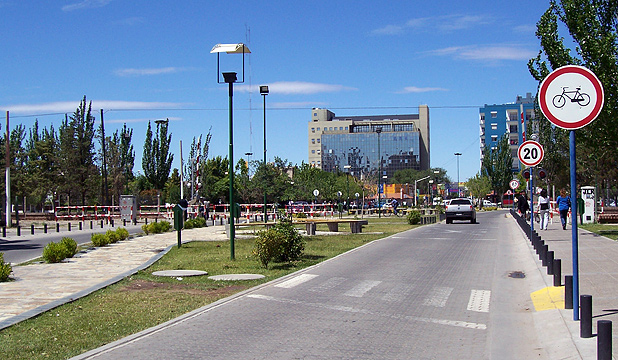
(25, 121, 58, 210)
(142, 120, 173, 191)
(528, 0, 618, 190)
(481, 134, 512, 198)
(466, 173, 492, 206)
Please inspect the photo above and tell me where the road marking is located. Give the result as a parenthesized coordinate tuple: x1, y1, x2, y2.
(275, 274, 319, 289)
(309, 277, 347, 293)
(344, 280, 382, 297)
(248, 294, 486, 330)
(467, 290, 491, 312)
(382, 284, 415, 302)
(530, 286, 564, 311)
(423, 286, 453, 307)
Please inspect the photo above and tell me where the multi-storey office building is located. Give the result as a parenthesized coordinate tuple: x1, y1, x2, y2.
(308, 106, 430, 179)
(479, 93, 536, 172)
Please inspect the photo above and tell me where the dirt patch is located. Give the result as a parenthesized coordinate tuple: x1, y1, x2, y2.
(121, 279, 247, 296)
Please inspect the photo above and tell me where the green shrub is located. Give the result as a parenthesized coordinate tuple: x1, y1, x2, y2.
(91, 233, 109, 247)
(407, 210, 422, 225)
(253, 218, 305, 268)
(142, 220, 172, 234)
(42, 242, 67, 263)
(183, 219, 194, 229)
(0, 253, 12, 281)
(116, 227, 129, 240)
(141, 223, 150, 234)
(293, 212, 307, 219)
(194, 217, 206, 227)
(105, 229, 120, 244)
(253, 228, 285, 268)
(60, 237, 77, 258)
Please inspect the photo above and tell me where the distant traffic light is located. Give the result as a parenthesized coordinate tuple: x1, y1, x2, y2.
(523, 168, 531, 180)
(538, 168, 547, 180)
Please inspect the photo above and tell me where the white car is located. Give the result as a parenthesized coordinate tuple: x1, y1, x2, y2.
(445, 198, 476, 224)
(483, 199, 497, 207)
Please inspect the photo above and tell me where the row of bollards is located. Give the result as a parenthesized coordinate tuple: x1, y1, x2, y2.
(511, 209, 613, 359)
(2, 219, 117, 237)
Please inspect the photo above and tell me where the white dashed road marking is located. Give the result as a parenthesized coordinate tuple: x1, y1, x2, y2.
(275, 274, 319, 289)
(344, 280, 382, 297)
(423, 286, 453, 307)
(467, 290, 491, 312)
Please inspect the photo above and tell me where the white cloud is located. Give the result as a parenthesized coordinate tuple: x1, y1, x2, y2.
(114, 67, 190, 77)
(237, 81, 357, 95)
(399, 86, 448, 93)
(373, 14, 491, 35)
(62, 0, 111, 12)
(425, 44, 536, 61)
(2, 100, 185, 114)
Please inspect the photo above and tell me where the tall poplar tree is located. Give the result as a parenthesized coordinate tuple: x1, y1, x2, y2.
(142, 120, 173, 190)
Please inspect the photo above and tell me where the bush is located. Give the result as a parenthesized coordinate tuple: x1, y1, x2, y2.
(116, 227, 129, 240)
(293, 212, 308, 219)
(0, 253, 12, 281)
(105, 229, 120, 244)
(91, 233, 109, 247)
(42, 242, 68, 263)
(141, 223, 150, 234)
(407, 210, 422, 225)
(253, 218, 305, 268)
(142, 220, 172, 235)
(60, 237, 78, 258)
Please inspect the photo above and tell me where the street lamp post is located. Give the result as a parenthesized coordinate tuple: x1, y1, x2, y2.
(414, 175, 431, 207)
(260, 85, 269, 222)
(376, 127, 382, 218)
(344, 165, 351, 215)
(454, 152, 462, 197)
(211, 43, 250, 260)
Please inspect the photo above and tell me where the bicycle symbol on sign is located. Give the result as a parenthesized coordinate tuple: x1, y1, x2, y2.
(552, 86, 591, 108)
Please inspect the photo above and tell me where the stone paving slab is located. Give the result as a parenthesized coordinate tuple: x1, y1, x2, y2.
(0, 226, 228, 329)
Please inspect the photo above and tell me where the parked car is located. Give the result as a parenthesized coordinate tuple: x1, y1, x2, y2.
(445, 198, 476, 224)
(483, 199, 497, 207)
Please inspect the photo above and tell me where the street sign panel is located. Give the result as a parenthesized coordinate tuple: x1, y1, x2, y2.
(509, 179, 520, 190)
(518, 140, 544, 167)
(539, 65, 604, 129)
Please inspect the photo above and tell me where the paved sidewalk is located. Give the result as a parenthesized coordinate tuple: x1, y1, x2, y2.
(522, 215, 618, 358)
(0, 225, 228, 330)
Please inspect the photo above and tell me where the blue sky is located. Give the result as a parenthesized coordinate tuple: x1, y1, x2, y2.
(0, 0, 552, 183)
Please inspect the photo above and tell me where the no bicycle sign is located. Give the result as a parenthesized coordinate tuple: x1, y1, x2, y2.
(539, 65, 604, 130)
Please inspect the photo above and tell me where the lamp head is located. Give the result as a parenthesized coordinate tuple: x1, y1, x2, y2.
(222, 72, 237, 83)
(260, 85, 269, 95)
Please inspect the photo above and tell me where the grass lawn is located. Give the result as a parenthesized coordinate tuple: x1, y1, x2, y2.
(580, 223, 618, 240)
(0, 217, 416, 360)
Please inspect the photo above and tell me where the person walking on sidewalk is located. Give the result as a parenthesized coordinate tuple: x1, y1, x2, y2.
(538, 189, 550, 230)
(556, 189, 571, 230)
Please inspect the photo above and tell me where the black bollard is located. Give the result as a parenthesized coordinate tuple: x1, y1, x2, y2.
(100, 220, 104, 228)
(123, 219, 126, 226)
(145, 218, 148, 225)
(90, 220, 93, 229)
(79, 222, 82, 231)
(580, 294, 593, 338)
(553, 259, 562, 287)
(111, 218, 114, 227)
(547, 251, 554, 275)
(17, 226, 20, 236)
(31, 224, 34, 235)
(597, 320, 612, 360)
(44, 223, 47, 234)
(68, 223, 71, 231)
(565, 276, 574, 309)
(2, 226, 5, 237)
(56, 223, 60, 232)
(541, 244, 548, 265)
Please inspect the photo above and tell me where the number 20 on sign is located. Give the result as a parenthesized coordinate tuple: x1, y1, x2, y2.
(518, 140, 544, 167)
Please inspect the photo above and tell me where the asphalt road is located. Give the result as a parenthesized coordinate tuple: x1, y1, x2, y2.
(76, 210, 548, 360)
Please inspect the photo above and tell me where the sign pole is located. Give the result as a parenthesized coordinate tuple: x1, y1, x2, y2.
(530, 166, 534, 234)
(570, 130, 580, 320)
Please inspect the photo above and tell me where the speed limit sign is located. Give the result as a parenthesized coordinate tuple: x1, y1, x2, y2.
(518, 140, 544, 167)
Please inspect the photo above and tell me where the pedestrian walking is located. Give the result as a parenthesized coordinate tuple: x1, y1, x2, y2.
(538, 189, 550, 230)
(556, 189, 571, 230)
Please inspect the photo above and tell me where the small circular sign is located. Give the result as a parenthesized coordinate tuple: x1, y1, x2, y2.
(313, 189, 319, 197)
(509, 180, 520, 190)
(337, 191, 342, 197)
(518, 140, 544, 167)
(539, 65, 604, 129)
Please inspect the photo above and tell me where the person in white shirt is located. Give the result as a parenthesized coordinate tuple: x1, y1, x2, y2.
(538, 189, 551, 230)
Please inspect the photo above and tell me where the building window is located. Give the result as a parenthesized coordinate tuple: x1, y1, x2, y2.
(311, 150, 315, 154)
(491, 123, 498, 130)
(480, 113, 485, 121)
(345, 126, 348, 130)
(491, 135, 498, 142)
(317, 127, 320, 131)
(311, 139, 315, 144)
(491, 111, 498, 118)
(311, 128, 315, 133)
(509, 125, 518, 133)
(317, 139, 320, 143)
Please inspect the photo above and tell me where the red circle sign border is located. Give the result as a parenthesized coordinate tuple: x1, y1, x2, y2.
(539, 65, 604, 130)
(518, 140, 544, 167)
